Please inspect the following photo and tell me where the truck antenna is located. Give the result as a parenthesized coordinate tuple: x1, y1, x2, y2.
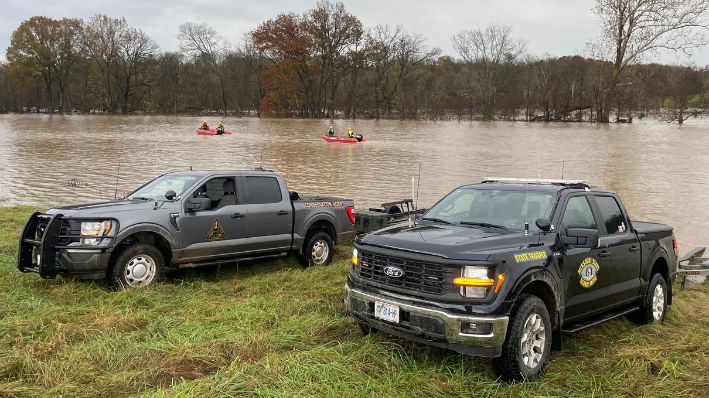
(113, 161, 121, 199)
(561, 161, 566, 179)
(414, 163, 422, 224)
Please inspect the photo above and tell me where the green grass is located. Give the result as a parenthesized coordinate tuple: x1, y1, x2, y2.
(0, 207, 707, 397)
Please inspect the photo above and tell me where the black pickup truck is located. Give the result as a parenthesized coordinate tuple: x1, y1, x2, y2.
(346, 178, 677, 380)
(18, 169, 355, 288)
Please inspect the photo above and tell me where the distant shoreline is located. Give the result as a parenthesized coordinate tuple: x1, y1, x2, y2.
(2, 110, 689, 124)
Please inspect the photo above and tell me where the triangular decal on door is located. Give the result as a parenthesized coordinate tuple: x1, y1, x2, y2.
(206, 218, 226, 240)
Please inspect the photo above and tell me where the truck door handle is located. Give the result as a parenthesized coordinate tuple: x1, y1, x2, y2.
(276, 210, 289, 216)
(629, 245, 640, 252)
(598, 250, 611, 258)
(231, 213, 245, 218)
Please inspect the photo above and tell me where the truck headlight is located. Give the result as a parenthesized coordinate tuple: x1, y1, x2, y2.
(81, 221, 113, 245)
(454, 266, 495, 299)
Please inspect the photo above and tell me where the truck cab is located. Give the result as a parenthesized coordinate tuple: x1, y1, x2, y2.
(346, 178, 677, 380)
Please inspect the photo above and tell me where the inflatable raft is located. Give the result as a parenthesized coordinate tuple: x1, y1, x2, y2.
(196, 128, 232, 136)
(321, 134, 366, 143)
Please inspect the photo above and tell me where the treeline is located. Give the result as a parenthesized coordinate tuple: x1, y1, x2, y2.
(1, 1, 707, 123)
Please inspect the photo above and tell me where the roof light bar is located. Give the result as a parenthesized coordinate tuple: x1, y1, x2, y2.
(482, 177, 587, 186)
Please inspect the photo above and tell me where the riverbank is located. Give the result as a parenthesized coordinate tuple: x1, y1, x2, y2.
(0, 207, 707, 397)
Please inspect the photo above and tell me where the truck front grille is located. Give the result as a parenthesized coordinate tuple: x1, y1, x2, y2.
(358, 251, 449, 295)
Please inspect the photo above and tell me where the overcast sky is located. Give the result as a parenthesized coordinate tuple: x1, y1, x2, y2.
(2, 0, 707, 65)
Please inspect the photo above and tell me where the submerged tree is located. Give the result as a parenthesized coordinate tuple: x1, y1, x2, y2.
(82, 15, 158, 113)
(664, 65, 705, 124)
(178, 22, 231, 115)
(593, 0, 709, 122)
(453, 25, 525, 120)
(6, 16, 82, 113)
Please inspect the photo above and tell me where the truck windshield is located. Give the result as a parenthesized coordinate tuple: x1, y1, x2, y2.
(126, 175, 199, 201)
(423, 188, 555, 232)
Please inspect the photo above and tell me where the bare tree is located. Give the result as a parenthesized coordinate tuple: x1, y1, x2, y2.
(178, 22, 231, 115)
(663, 65, 704, 124)
(82, 15, 157, 113)
(393, 32, 439, 119)
(453, 25, 525, 120)
(593, 0, 709, 122)
(306, 0, 363, 118)
(365, 24, 402, 118)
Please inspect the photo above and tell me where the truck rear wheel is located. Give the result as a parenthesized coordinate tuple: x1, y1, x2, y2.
(108, 243, 165, 289)
(492, 294, 552, 381)
(300, 231, 334, 267)
(629, 273, 667, 324)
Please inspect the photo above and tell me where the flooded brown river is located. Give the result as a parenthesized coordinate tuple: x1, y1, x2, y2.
(0, 114, 708, 250)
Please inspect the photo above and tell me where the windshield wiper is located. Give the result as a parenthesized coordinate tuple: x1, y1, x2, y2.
(129, 196, 154, 201)
(421, 217, 455, 225)
(459, 221, 509, 230)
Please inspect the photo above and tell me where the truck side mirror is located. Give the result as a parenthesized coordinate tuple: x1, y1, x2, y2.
(535, 217, 552, 232)
(165, 190, 177, 200)
(561, 228, 599, 249)
(186, 197, 211, 212)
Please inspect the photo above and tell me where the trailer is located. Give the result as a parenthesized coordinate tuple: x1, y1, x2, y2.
(677, 247, 709, 289)
(353, 199, 426, 234)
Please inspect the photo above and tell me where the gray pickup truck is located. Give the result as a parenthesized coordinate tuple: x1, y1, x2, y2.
(18, 169, 355, 288)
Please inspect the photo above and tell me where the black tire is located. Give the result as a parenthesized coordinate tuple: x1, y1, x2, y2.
(492, 294, 552, 381)
(629, 273, 667, 324)
(107, 243, 165, 289)
(299, 230, 334, 267)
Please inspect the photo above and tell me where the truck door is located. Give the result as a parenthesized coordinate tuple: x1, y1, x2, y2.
(558, 194, 614, 321)
(591, 194, 642, 306)
(241, 175, 293, 252)
(179, 176, 248, 261)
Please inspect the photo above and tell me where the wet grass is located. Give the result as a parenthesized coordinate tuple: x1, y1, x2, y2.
(0, 206, 707, 397)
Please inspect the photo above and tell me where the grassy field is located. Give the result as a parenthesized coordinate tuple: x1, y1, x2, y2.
(0, 207, 707, 398)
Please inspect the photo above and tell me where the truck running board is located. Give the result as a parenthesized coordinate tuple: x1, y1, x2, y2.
(561, 305, 639, 333)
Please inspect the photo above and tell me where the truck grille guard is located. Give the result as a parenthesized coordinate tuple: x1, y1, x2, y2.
(18, 212, 118, 279)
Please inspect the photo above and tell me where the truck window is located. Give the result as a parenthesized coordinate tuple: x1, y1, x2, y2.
(424, 188, 554, 231)
(595, 196, 628, 235)
(561, 196, 596, 230)
(127, 175, 198, 201)
(244, 176, 282, 204)
(193, 177, 238, 209)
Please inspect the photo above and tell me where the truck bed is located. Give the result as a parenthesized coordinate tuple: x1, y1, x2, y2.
(633, 220, 673, 234)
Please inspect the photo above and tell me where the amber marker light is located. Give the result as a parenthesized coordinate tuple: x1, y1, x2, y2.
(351, 248, 359, 267)
(495, 273, 505, 293)
(453, 277, 494, 287)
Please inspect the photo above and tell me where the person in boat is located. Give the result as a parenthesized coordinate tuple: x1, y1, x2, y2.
(327, 124, 335, 136)
(200, 120, 209, 130)
(216, 121, 225, 135)
(348, 127, 364, 142)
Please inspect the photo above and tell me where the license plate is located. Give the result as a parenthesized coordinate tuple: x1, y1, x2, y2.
(374, 301, 400, 324)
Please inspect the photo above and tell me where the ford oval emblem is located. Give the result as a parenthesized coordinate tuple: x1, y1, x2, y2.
(383, 266, 405, 278)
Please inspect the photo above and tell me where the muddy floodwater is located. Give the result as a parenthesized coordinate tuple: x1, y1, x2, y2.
(1, 114, 708, 250)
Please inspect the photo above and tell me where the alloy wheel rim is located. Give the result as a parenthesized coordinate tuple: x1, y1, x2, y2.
(652, 284, 665, 320)
(311, 240, 329, 265)
(125, 255, 156, 287)
(520, 313, 545, 369)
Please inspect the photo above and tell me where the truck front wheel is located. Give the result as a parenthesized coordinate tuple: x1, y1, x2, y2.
(492, 294, 552, 381)
(108, 243, 165, 289)
(300, 231, 334, 267)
